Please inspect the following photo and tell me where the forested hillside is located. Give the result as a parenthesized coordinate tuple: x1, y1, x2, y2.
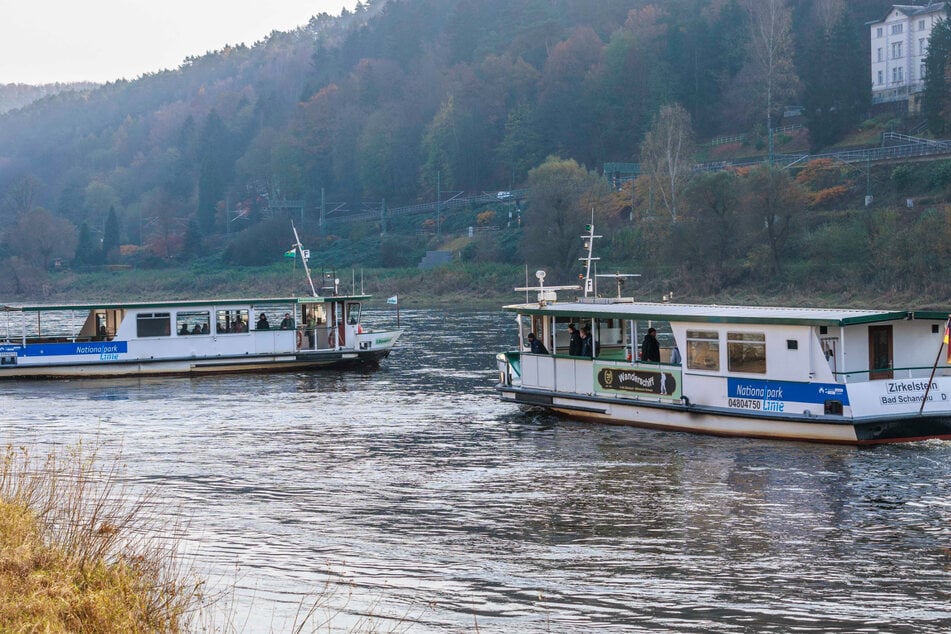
(3, 0, 949, 304)
(0, 83, 99, 115)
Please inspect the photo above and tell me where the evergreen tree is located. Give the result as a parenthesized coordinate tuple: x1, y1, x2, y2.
(802, 9, 870, 151)
(196, 110, 231, 234)
(182, 218, 203, 259)
(102, 206, 120, 262)
(923, 19, 951, 136)
(73, 222, 99, 266)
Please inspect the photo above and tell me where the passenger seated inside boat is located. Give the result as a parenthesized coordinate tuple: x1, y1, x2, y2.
(280, 313, 293, 329)
(257, 313, 270, 330)
(179, 323, 190, 336)
(191, 324, 202, 335)
(527, 332, 548, 354)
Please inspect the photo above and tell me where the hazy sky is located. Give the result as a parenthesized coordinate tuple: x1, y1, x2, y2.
(0, 1, 358, 85)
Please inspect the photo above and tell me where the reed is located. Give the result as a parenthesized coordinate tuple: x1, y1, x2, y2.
(0, 442, 204, 631)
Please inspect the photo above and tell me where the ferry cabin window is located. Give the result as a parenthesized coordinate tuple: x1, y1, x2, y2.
(136, 313, 171, 338)
(727, 332, 766, 374)
(253, 305, 294, 330)
(176, 311, 210, 335)
(216, 309, 250, 334)
(346, 302, 361, 325)
(686, 330, 719, 371)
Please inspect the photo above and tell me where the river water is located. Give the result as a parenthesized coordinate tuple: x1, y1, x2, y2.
(1, 309, 950, 632)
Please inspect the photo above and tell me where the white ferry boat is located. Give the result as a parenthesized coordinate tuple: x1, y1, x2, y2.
(0, 230, 401, 379)
(0, 292, 400, 379)
(496, 227, 951, 444)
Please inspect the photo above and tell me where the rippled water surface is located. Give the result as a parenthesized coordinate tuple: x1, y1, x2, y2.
(1, 309, 950, 632)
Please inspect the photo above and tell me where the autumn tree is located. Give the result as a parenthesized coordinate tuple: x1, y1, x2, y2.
(640, 103, 696, 222)
(739, 164, 807, 277)
(794, 159, 854, 209)
(593, 7, 674, 160)
(7, 208, 78, 269)
(1, 175, 41, 219)
(522, 156, 611, 277)
(724, 0, 799, 142)
(535, 26, 603, 166)
(497, 102, 543, 188)
(680, 170, 743, 291)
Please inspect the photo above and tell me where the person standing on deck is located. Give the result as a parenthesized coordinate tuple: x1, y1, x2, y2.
(306, 312, 316, 348)
(641, 328, 660, 362)
(579, 325, 593, 358)
(568, 323, 582, 356)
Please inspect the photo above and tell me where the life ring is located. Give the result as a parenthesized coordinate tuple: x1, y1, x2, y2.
(357, 324, 364, 334)
(296, 330, 303, 349)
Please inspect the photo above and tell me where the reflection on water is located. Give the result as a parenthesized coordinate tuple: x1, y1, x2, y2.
(0, 310, 950, 632)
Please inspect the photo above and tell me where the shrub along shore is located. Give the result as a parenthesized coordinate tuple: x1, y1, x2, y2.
(0, 443, 203, 630)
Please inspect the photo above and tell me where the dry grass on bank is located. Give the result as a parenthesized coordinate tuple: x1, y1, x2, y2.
(0, 443, 203, 631)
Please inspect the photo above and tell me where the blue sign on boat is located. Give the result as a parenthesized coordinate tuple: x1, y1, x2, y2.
(727, 378, 849, 406)
(17, 341, 128, 358)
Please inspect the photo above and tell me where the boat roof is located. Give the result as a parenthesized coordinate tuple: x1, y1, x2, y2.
(503, 298, 949, 327)
(0, 294, 372, 313)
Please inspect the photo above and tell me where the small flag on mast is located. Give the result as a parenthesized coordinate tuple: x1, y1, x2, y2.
(945, 317, 951, 364)
(284, 249, 296, 258)
(387, 295, 398, 305)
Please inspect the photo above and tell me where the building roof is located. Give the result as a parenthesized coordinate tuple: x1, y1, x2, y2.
(869, 2, 949, 25)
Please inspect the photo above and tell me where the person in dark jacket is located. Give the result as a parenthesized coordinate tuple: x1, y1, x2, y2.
(568, 323, 582, 356)
(579, 325, 593, 357)
(641, 327, 660, 362)
(527, 332, 548, 354)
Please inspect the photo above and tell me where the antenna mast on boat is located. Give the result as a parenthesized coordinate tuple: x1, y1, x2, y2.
(596, 272, 641, 298)
(291, 222, 319, 297)
(579, 211, 601, 297)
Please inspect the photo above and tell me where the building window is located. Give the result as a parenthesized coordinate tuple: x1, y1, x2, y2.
(877, 47, 883, 62)
(686, 330, 719, 371)
(892, 66, 904, 83)
(892, 23, 903, 35)
(877, 26, 883, 38)
(892, 41, 903, 59)
(921, 63, 927, 79)
(920, 38, 926, 55)
(877, 70, 884, 85)
(727, 332, 766, 374)
(919, 19, 925, 31)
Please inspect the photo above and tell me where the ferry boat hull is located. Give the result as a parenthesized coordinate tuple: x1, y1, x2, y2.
(499, 385, 951, 444)
(0, 348, 393, 379)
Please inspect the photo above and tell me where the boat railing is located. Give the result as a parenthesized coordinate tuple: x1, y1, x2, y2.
(0, 333, 106, 345)
(835, 365, 951, 381)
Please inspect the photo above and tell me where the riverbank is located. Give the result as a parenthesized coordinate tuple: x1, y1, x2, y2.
(5, 259, 947, 311)
(0, 444, 202, 630)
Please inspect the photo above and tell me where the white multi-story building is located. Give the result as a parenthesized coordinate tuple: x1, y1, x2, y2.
(869, 3, 949, 104)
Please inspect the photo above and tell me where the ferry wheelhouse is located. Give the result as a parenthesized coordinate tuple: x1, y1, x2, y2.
(496, 227, 951, 444)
